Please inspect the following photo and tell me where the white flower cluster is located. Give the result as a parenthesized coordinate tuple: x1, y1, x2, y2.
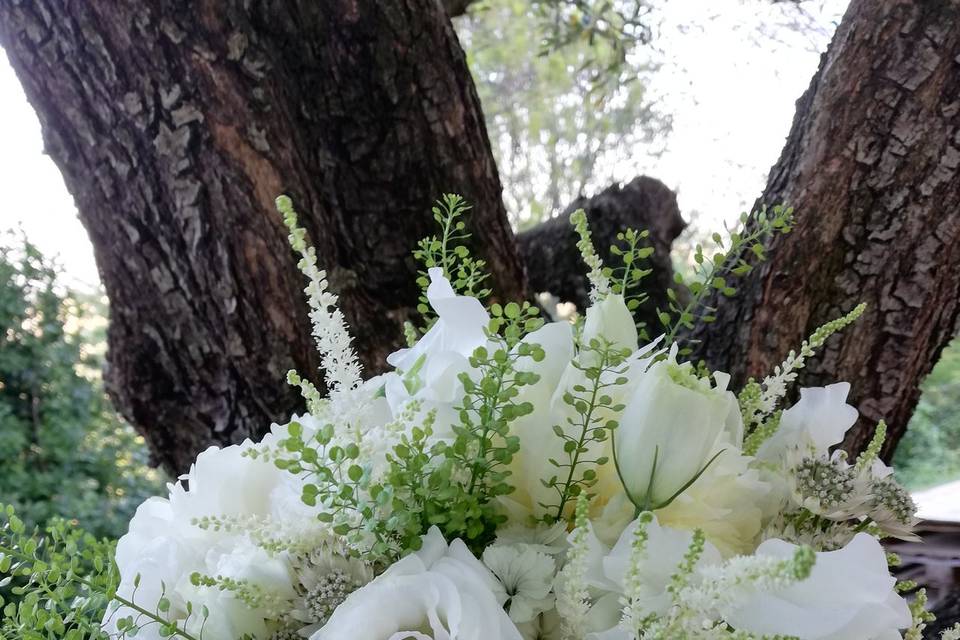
(106, 212, 945, 640)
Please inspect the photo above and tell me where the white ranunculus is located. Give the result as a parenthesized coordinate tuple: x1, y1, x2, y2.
(614, 351, 742, 509)
(312, 526, 522, 640)
(757, 382, 859, 462)
(581, 514, 721, 636)
(722, 533, 911, 640)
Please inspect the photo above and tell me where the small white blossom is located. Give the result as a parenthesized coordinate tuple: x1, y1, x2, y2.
(483, 545, 557, 623)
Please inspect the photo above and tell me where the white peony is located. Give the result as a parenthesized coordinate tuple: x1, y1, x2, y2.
(312, 526, 522, 640)
(757, 382, 859, 462)
(722, 533, 911, 640)
(103, 441, 305, 640)
(614, 349, 742, 509)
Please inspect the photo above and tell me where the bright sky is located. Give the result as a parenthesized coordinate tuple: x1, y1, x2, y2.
(0, 51, 97, 288)
(0, 0, 847, 291)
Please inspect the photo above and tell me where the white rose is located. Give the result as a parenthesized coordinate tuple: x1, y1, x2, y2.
(722, 533, 911, 640)
(580, 514, 721, 636)
(312, 526, 522, 640)
(501, 320, 575, 520)
(614, 352, 742, 509)
(757, 382, 859, 462)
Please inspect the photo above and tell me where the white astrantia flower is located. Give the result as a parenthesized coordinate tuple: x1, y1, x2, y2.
(614, 347, 742, 510)
(864, 466, 920, 541)
(786, 450, 868, 521)
(289, 547, 374, 635)
(483, 544, 557, 623)
(721, 533, 911, 640)
(757, 382, 859, 462)
(311, 526, 522, 640)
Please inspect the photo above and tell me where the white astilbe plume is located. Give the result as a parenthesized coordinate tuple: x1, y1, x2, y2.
(620, 511, 656, 632)
(683, 546, 815, 617)
(277, 196, 362, 400)
(740, 303, 866, 431)
(570, 208, 611, 302)
(639, 545, 817, 638)
(555, 495, 592, 640)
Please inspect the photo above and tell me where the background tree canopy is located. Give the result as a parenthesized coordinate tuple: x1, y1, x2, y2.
(458, 0, 667, 227)
(0, 234, 163, 538)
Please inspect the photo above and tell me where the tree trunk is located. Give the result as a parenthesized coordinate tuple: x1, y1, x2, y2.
(691, 0, 960, 460)
(0, 0, 526, 474)
(518, 176, 686, 329)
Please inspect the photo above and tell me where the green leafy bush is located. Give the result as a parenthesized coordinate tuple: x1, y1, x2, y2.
(0, 233, 163, 539)
(893, 339, 960, 490)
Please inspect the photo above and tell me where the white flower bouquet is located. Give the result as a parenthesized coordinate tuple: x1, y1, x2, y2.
(95, 195, 956, 640)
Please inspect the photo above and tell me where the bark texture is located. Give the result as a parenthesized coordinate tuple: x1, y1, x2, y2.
(0, 0, 526, 473)
(518, 176, 685, 327)
(691, 0, 960, 459)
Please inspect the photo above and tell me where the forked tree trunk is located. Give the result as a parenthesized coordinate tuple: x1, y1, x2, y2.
(0, 0, 526, 473)
(4, 0, 959, 473)
(691, 0, 960, 460)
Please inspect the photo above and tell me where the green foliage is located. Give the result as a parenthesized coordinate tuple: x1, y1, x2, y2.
(0, 233, 163, 539)
(458, 1, 666, 225)
(0, 504, 200, 640)
(658, 204, 794, 353)
(542, 337, 630, 521)
(893, 338, 960, 490)
(606, 228, 655, 340)
(265, 196, 549, 558)
(413, 194, 492, 331)
(443, 336, 543, 542)
(0, 505, 115, 639)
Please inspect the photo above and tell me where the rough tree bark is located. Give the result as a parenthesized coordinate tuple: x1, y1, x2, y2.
(0, 0, 527, 473)
(691, 0, 960, 460)
(518, 176, 686, 328)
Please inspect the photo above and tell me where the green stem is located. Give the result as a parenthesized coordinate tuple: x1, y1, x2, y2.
(555, 353, 608, 521)
(467, 359, 508, 495)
